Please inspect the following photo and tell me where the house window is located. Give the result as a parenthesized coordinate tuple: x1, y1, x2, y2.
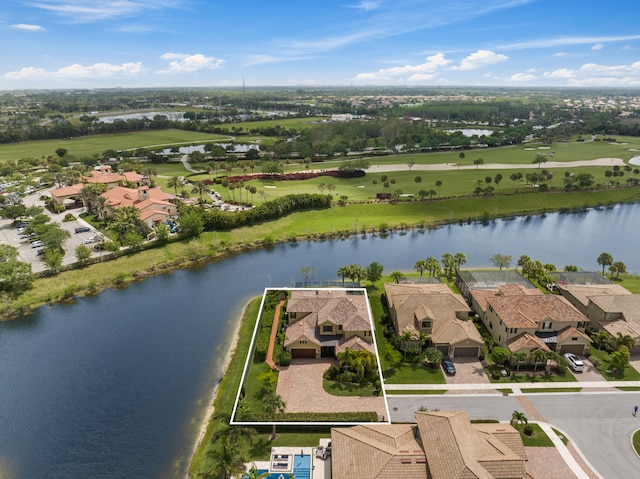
(577, 322, 585, 329)
(541, 321, 552, 330)
(364, 331, 371, 336)
(509, 328, 518, 334)
(290, 312, 297, 319)
(323, 325, 333, 333)
(489, 322, 493, 330)
(338, 325, 343, 331)
(299, 340, 307, 345)
(421, 321, 432, 329)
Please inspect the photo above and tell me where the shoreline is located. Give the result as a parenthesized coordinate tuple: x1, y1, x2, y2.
(184, 301, 248, 478)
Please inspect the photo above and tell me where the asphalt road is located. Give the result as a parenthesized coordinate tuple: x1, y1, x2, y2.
(388, 392, 640, 479)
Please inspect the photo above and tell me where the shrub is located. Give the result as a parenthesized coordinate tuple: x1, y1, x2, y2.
(279, 350, 291, 367)
(523, 425, 534, 436)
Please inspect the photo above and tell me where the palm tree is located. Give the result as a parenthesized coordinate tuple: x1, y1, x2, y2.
(414, 259, 427, 278)
(389, 271, 404, 284)
(211, 412, 258, 446)
(593, 330, 611, 353)
(597, 252, 614, 276)
(532, 349, 547, 372)
(337, 266, 349, 286)
(167, 176, 182, 194)
(511, 410, 527, 427)
(191, 181, 208, 201)
(245, 464, 269, 479)
(204, 435, 247, 479)
(435, 180, 442, 195)
(94, 196, 109, 224)
(514, 351, 527, 373)
(454, 252, 467, 273)
(424, 257, 441, 277)
(400, 329, 415, 357)
(110, 206, 139, 242)
(614, 333, 635, 351)
(262, 390, 286, 440)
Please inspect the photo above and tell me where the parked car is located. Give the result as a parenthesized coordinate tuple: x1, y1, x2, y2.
(75, 226, 90, 233)
(84, 236, 102, 244)
(441, 357, 456, 375)
(31, 240, 44, 248)
(564, 353, 584, 372)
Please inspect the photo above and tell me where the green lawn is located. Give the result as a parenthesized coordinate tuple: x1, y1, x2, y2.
(384, 389, 447, 395)
(0, 129, 229, 162)
(520, 387, 582, 393)
(516, 423, 554, 447)
(323, 379, 377, 396)
(487, 368, 577, 383)
(633, 430, 640, 456)
(588, 347, 640, 380)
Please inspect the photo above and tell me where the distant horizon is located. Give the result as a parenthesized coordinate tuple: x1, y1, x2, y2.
(2, 0, 639, 90)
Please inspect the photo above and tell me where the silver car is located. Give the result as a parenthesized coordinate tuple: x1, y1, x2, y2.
(564, 353, 584, 372)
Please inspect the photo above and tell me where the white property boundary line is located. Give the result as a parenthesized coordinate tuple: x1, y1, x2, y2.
(230, 287, 391, 426)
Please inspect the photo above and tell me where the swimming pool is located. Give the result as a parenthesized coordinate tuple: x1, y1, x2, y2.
(248, 454, 311, 479)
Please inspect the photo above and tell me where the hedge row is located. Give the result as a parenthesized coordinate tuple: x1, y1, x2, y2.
(242, 411, 379, 422)
(201, 194, 332, 231)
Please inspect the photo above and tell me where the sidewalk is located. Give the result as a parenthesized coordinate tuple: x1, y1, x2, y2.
(384, 380, 638, 392)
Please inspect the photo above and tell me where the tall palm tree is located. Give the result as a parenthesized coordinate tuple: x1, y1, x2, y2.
(453, 252, 467, 272)
(245, 464, 269, 479)
(514, 351, 527, 373)
(204, 435, 247, 479)
(532, 349, 547, 372)
(615, 333, 635, 351)
(262, 390, 286, 440)
(336, 266, 349, 286)
(191, 181, 208, 201)
(389, 271, 404, 284)
(414, 259, 427, 278)
(511, 410, 527, 427)
(167, 176, 182, 194)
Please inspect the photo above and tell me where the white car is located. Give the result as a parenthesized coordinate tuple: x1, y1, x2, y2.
(30, 240, 45, 249)
(564, 353, 584, 372)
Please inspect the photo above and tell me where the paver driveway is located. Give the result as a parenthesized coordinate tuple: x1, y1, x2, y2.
(276, 358, 388, 420)
(444, 357, 490, 385)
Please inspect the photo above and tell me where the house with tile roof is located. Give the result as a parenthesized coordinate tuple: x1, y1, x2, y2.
(557, 283, 631, 316)
(284, 289, 375, 359)
(331, 410, 533, 479)
(99, 185, 177, 227)
(586, 294, 640, 352)
(471, 284, 591, 355)
(384, 283, 482, 357)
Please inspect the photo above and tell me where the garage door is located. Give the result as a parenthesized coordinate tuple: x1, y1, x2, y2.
(453, 346, 479, 357)
(558, 344, 585, 355)
(291, 348, 316, 359)
(436, 345, 449, 356)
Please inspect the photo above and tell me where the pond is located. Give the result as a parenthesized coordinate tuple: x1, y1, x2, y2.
(0, 203, 638, 478)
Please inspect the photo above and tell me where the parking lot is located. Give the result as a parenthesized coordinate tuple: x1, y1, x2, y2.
(0, 190, 106, 273)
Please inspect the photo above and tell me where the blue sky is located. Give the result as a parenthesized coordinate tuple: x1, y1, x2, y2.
(1, 0, 640, 89)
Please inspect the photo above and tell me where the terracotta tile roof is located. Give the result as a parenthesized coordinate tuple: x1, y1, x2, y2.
(123, 171, 143, 182)
(139, 209, 170, 221)
(506, 332, 550, 353)
(287, 290, 371, 333)
(384, 283, 479, 346)
(86, 170, 124, 184)
(559, 284, 631, 308)
(101, 186, 139, 208)
(486, 289, 586, 329)
(49, 184, 83, 197)
(331, 411, 531, 479)
(590, 295, 640, 322)
(556, 326, 591, 344)
(336, 335, 376, 355)
(471, 285, 542, 313)
(283, 315, 321, 348)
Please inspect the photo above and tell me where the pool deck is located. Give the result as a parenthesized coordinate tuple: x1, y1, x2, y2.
(250, 439, 332, 479)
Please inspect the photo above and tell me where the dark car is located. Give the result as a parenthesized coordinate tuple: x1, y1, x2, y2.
(74, 226, 90, 233)
(441, 357, 456, 375)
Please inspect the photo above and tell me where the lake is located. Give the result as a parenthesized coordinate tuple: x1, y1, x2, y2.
(0, 203, 638, 478)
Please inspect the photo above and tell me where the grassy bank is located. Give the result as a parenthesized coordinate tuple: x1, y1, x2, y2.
(5, 187, 640, 319)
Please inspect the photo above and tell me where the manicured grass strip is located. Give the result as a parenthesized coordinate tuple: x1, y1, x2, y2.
(515, 423, 554, 447)
(552, 428, 569, 446)
(520, 387, 582, 393)
(496, 388, 513, 394)
(488, 370, 578, 383)
(617, 387, 640, 391)
(633, 430, 640, 456)
(323, 379, 377, 396)
(384, 389, 447, 395)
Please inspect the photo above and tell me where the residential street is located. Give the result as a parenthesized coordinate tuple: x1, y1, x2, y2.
(387, 388, 640, 479)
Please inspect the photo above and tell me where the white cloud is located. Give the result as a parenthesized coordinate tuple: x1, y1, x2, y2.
(543, 68, 575, 79)
(509, 72, 536, 81)
(27, 0, 186, 23)
(499, 34, 640, 51)
(11, 24, 44, 31)
(552, 52, 567, 57)
(452, 50, 508, 70)
(345, 1, 381, 11)
(354, 53, 451, 82)
(3, 62, 145, 80)
(591, 43, 604, 51)
(159, 53, 224, 73)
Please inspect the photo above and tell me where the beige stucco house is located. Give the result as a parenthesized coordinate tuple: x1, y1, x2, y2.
(331, 410, 533, 479)
(384, 283, 482, 357)
(471, 284, 591, 355)
(284, 289, 375, 359)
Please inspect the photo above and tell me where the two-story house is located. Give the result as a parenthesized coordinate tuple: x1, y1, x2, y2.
(384, 283, 482, 358)
(284, 289, 375, 359)
(471, 284, 591, 355)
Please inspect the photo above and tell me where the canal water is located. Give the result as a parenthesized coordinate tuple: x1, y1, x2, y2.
(0, 203, 638, 478)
